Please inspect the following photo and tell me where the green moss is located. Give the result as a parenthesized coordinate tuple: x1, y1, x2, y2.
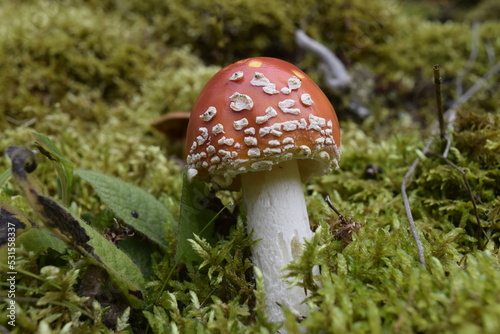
(454, 109, 500, 168)
(137, 47, 221, 114)
(0, 1, 158, 128)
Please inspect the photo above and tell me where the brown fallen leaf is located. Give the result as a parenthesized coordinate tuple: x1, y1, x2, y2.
(150, 111, 191, 141)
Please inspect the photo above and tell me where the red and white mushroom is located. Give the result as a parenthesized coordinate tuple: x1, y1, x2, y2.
(185, 57, 341, 322)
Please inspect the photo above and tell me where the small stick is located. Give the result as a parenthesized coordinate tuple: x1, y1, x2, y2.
(449, 61, 500, 111)
(295, 29, 351, 93)
(433, 64, 445, 140)
(401, 61, 500, 268)
(295, 29, 371, 119)
(401, 160, 428, 269)
(325, 195, 341, 217)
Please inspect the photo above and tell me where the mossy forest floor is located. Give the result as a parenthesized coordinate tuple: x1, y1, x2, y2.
(1, 0, 499, 333)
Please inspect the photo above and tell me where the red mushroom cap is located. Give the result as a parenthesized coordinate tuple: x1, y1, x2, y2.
(186, 57, 341, 187)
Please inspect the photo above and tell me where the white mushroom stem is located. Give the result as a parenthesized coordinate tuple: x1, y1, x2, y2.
(241, 159, 313, 323)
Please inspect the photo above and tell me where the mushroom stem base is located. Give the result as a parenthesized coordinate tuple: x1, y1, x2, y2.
(241, 159, 313, 323)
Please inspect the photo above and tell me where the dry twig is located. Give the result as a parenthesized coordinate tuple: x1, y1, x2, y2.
(401, 25, 500, 267)
(295, 29, 371, 119)
(295, 29, 351, 93)
(433, 65, 446, 141)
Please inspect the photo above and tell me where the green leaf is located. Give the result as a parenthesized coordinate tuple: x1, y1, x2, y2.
(0, 168, 11, 187)
(79, 221, 145, 308)
(16, 228, 67, 254)
(118, 237, 154, 277)
(32, 132, 74, 206)
(75, 169, 173, 248)
(178, 168, 217, 263)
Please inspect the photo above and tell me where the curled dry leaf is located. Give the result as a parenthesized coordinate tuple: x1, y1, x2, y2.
(151, 111, 191, 141)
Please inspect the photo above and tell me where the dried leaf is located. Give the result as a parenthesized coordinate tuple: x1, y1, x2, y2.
(6, 146, 145, 307)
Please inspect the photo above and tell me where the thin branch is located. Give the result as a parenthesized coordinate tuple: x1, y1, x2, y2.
(449, 61, 500, 111)
(401, 60, 500, 268)
(484, 39, 496, 67)
(325, 195, 341, 217)
(295, 29, 351, 93)
(401, 23, 498, 267)
(295, 29, 371, 119)
(401, 159, 427, 268)
(433, 64, 445, 140)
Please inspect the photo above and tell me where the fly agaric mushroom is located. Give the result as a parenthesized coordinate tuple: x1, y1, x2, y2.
(185, 57, 341, 322)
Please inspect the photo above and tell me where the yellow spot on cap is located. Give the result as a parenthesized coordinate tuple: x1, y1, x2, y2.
(248, 60, 263, 68)
(292, 70, 305, 79)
